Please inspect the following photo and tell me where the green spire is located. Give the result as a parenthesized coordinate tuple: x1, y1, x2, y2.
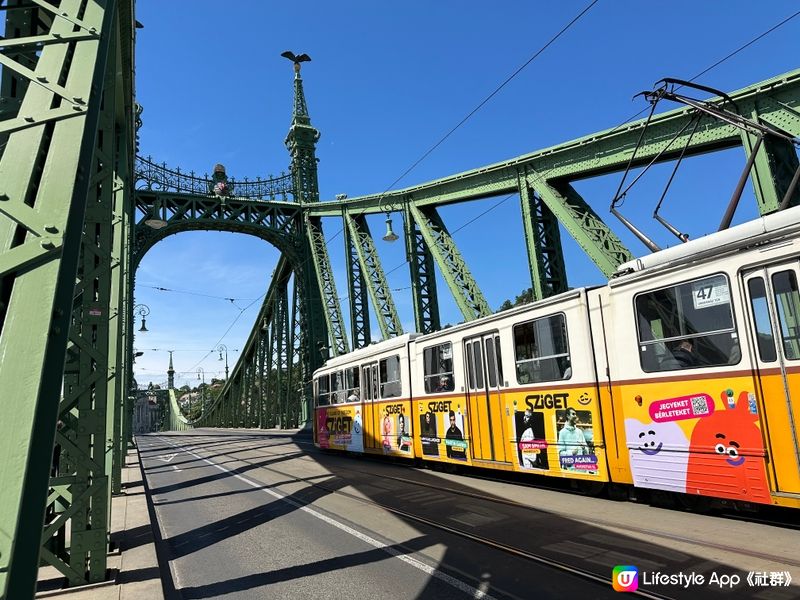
(167, 350, 175, 390)
(283, 52, 320, 203)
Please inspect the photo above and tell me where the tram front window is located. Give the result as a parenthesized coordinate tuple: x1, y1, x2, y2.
(635, 273, 740, 372)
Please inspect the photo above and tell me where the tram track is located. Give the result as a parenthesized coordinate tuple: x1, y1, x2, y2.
(151, 433, 675, 600)
(153, 431, 800, 568)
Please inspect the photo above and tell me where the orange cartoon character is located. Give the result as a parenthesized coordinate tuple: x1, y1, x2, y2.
(686, 391, 770, 504)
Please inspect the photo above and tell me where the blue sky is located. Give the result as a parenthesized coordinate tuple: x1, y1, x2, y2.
(133, 1, 800, 388)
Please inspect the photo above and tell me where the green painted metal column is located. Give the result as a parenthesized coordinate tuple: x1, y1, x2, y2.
(527, 172, 634, 278)
(0, 1, 120, 596)
(407, 204, 491, 321)
(518, 174, 568, 300)
(344, 212, 371, 348)
(344, 211, 402, 340)
(403, 203, 440, 333)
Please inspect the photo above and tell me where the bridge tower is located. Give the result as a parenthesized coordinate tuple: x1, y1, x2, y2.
(167, 351, 175, 391)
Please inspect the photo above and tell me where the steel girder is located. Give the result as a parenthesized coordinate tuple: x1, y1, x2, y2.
(183, 255, 310, 431)
(526, 171, 633, 278)
(0, 1, 128, 597)
(741, 99, 800, 213)
(403, 203, 441, 333)
(306, 69, 800, 217)
(343, 211, 402, 340)
(132, 191, 303, 266)
(305, 215, 348, 356)
(344, 214, 371, 348)
(518, 176, 568, 300)
(407, 204, 491, 322)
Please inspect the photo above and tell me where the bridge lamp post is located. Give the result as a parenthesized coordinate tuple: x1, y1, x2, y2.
(196, 367, 205, 417)
(379, 198, 399, 242)
(133, 304, 150, 332)
(143, 200, 168, 229)
(217, 344, 229, 379)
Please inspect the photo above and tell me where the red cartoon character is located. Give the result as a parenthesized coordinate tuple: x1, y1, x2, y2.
(686, 391, 770, 503)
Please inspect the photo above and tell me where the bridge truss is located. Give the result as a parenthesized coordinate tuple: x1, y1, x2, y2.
(1, 0, 800, 596)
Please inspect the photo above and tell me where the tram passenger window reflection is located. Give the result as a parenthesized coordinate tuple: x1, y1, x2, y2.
(513, 313, 570, 384)
(635, 274, 738, 372)
(423, 342, 455, 393)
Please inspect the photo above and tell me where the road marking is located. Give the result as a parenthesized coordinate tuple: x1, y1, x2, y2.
(171, 464, 182, 472)
(157, 436, 497, 600)
(156, 453, 177, 463)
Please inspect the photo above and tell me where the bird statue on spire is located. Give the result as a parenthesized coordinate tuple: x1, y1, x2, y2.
(281, 50, 311, 73)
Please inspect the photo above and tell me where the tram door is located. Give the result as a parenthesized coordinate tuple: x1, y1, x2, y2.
(362, 362, 379, 450)
(464, 333, 510, 463)
(743, 265, 800, 494)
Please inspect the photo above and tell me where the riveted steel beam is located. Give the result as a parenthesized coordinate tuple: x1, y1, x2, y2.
(741, 99, 800, 213)
(403, 203, 440, 333)
(344, 211, 402, 340)
(306, 70, 800, 217)
(407, 204, 490, 322)
(305, 215, 348, 356)
(527, 171, 634, 277)
(0, 1, 119, 596)
(344, 215, 370, 348)
(518, 175, 568, 300)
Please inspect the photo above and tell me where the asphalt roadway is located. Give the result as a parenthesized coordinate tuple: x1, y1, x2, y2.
(138, 429, 800, 600)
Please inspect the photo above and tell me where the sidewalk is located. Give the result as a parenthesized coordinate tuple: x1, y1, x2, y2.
(36, 447, 164, 600)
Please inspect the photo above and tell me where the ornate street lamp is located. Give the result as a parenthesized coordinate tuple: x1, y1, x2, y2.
(196, 367, 205, 417)
(134, 304, 150, 332)
(217, 344, 229, 379)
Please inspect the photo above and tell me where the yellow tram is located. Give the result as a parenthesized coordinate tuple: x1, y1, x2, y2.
(313, 206, 800, 509)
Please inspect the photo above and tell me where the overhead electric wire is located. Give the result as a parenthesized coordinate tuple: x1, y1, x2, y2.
(139, 283, 256, 307)
(318, 0, 600, 251)
(137, 6, 800, 381)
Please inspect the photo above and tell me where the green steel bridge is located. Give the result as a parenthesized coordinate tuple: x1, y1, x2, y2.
(1, 2, 799, 598)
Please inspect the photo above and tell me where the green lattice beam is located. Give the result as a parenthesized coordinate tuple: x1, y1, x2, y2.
(0, 2, 120, 597)
(741, 99, 800, 213)
(344, 211, 402, 340)
(518, 175, 568, 300)
(527, 171, 633, 277)
(408, 204, 491, 321)
(305, 215, 348, 355)
(344, 218, 371, 348)
(403, 204, 440, 333)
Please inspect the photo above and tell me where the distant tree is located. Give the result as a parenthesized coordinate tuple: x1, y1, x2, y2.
(498, 287, 534, 312)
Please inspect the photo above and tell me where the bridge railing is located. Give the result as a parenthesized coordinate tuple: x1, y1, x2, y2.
(135, 155, 296, 201)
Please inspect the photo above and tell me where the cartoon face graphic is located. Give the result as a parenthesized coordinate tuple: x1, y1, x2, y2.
(689, 392, 763, 467)
(636, 429, 663, 455)
(686, 391, 770, 503)
(713, 433, 744, 466)
(624, 419, 689, 493)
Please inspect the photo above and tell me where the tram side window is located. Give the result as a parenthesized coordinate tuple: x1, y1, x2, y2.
(343, 367, 361, 402)
(747, 277, 777, 362)
(513, 314, 571, 384)
(423, 342, 455, 393)
(772, 270, 800, 360)
(331, 370, 344, 404)
(635, 273, 740, 372)
(379, 355, 402, 398)
(316, 374, 330, 406)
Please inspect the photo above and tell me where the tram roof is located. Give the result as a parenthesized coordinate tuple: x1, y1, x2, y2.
(317, 332, 420, 372)
(614, 205, 800, 280)
(413, 287, 589, 345)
